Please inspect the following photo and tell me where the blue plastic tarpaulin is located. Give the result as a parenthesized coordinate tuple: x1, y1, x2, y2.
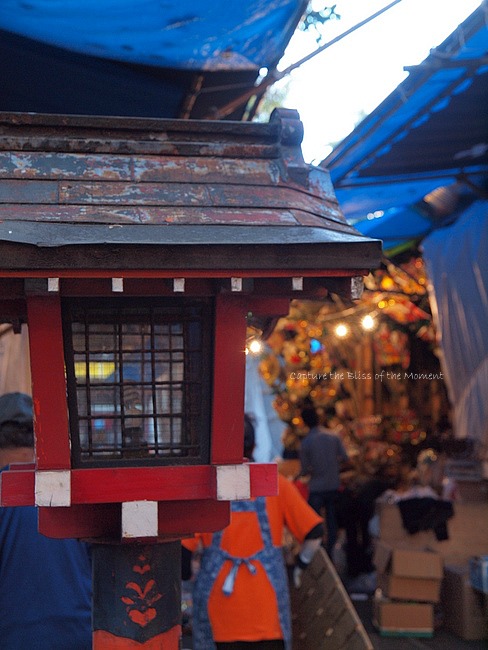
(323, 4, 488, 253)
(0, 0, 305, 70)
(0, 0, 307, 119)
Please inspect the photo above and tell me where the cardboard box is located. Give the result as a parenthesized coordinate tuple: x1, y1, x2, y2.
(375, 502, 437, 548)
(377, 573, 442, 603)
(374, 541, 443, 603)
(469, 555, 488, 594)
(373, 596, 433, 637)
(442, 564, 488, 640)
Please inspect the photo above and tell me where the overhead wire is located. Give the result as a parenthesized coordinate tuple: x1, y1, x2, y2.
(203, 0, 405, 120)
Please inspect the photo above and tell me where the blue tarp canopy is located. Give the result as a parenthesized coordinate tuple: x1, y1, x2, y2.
(322, 3, 488, 255)
(0, 0, 304, 70)
(0, 0, 307, 119)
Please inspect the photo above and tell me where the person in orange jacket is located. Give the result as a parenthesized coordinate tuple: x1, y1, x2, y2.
(182, 415, 323, 649)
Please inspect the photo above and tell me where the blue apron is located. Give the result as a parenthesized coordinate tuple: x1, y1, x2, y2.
(192, 497, 292, 649)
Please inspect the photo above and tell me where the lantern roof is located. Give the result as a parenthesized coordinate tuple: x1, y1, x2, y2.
(0, 108, 381, 272)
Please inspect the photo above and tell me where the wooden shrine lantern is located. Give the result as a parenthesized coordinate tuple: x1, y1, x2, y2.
(0, 108, 381, 646)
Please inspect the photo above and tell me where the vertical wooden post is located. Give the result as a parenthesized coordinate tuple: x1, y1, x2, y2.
(26, 295, 71, 469)
(92, 541, 181, 649)
(211, 295, 248, 464)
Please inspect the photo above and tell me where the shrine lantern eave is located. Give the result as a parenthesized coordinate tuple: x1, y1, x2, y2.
(0, 108, 381, 542)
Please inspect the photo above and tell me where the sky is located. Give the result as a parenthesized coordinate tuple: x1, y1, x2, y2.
(275, 0, 483, 163)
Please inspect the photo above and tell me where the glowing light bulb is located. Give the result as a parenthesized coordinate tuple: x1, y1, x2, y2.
(335, 323, 349, 338)
(361, 314, 375, 331)
(249, 339, 263, 354)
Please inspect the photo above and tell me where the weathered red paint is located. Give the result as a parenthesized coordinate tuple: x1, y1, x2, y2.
(26, 295, 71, 470)
(37, 500, 231, 539)
(0, 462, 277, 508)
(0, 112, 380, 276)
(211, 295, 248, 464)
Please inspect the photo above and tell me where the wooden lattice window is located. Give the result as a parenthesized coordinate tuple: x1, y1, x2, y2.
(63, 298, 212, 467)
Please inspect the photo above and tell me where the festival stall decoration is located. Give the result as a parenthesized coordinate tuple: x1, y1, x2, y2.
(257, 254, 445, 474)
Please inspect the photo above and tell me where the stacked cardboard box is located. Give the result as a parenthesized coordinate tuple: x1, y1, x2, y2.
(372, 505, 444, 637)
(372, 597, 434, 638)
(372, 488, 488, 639)
(374, 542, 443, 601)
(374, 502, 437, 548)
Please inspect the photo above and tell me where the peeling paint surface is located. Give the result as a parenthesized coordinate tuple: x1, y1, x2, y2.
(0, 110, 381, 271)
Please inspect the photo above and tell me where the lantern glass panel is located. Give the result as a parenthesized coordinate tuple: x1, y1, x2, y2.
(63, 298, 212, 467)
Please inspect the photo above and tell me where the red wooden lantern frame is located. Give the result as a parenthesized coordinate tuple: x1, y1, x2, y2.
(1, 282, 292, 539)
